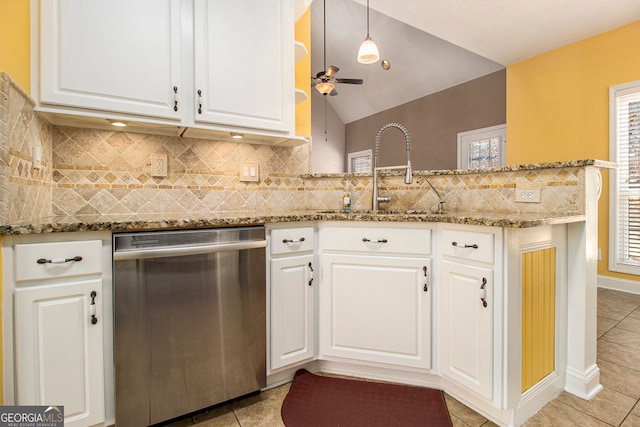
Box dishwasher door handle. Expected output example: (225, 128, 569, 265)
(113, 240, 267, 261)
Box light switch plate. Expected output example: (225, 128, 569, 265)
(240, 162, 259, 182)
(151, 154, 168, 177)
(515, 188, 541, 203)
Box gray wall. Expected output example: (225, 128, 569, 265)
(345, 69, 506, 171)
(311, 91, 346, 173)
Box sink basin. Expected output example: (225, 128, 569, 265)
(316, 209, 437, 215)
(316, 209, 374, 214)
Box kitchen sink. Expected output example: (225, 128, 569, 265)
(316, 209, 435, 215)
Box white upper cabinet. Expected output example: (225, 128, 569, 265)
(33, 0, 297, 139)
(37, 0, 182, 120)
(193, 0, 294, 133)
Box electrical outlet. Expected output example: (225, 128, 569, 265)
(240, 162, 259, 182)
(515, 188, 541, 203)
(151, 154, 168, 177)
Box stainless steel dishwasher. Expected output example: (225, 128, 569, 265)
(113, 226, 267, 426)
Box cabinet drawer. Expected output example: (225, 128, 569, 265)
(15, 240, 103, 282)
(270, 227, 314, 255)
(442, 229, 494, 264)
(323, 226, 431, 255)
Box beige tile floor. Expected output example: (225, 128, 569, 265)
(164, 288, 640, 427)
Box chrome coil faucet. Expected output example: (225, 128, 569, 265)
(373, 123, 412, 211)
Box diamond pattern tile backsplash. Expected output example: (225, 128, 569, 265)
(51, 126, 311, 216)
(0, 72, 585, 223)
(0, 73, 53, 224)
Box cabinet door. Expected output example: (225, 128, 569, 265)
(38, 0, 182, 120)
(440, 261, 493, 400)
(270, 254, 315, 370)
(193, 0, 294, 133)
(320, 254, 431, 369)
(15, 280, 105, 427)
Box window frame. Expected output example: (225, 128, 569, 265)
(347, 149, 373, 173)
(457, 124, 506, 170)
(609, 80, 640, 275)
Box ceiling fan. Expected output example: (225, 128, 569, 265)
(313, 65, 363, 96)
(312, 0, 364, 96)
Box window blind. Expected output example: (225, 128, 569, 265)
(611, 86, 640, 272)
(627, 100, 640, 261)
(348, 150, 372, 173)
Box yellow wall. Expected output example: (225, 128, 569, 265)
(0, 0, 28, 405)
(295, 8, 312, 137)
(0, 0, 30, 92)
(507, 21, 640, 282)
(0, 236, 3, 404)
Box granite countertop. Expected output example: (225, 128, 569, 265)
(0, 209, 586, 235)
(301, 159, 616, 179)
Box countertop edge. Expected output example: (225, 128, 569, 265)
(0, 212, 586, 236)
(301, 159, 616, 179)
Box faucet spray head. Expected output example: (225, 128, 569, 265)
(405, 161, 412, 184)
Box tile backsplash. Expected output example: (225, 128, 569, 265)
(0, 73, 53, 224)
(0, 72, 586, 224)
(51, 126, 310, 216)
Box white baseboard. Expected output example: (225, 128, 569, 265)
(598, 275, 640, 295)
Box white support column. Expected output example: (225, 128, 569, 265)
(565, 166, 602, 399)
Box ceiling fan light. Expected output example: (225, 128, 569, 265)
(315, 81, 335, 95)
(357, 36, 380, 64)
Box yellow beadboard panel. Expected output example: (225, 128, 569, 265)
(522, 247, 556, 392)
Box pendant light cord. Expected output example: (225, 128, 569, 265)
(366, 0, 370, 37)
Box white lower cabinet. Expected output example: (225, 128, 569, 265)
(268, 226, 316, 372)
(319, 224, 433, 369)
(440, 261, 493, 399)
(11, 238, 106, 427)
(439, 225, 501, 404)
(270, 254, 315, 370)
(15, 280, 105, 427)
(321, 254, 432, 368)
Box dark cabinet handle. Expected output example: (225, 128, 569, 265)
(452, 241, 478, 249)
(423, 266, 428, 292)
(308, 262, 314, 286)
(37, 256, 83, 264)
(362, 238, 388, 243)
(283, 237, 305, 244)
(480, 278, 488, 308)
(173, 86, 179, 111)
(90, 291, 98, 325)
(197, 89, 203, 114)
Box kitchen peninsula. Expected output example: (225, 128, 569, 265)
(1, 151, 612, 426)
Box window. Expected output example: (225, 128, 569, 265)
(610, 81, 640, 275)
(457, 125, 506, 169)
(348, 149, 372, 173)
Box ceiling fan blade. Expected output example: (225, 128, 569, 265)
(329, 88, 338, 96)
(335, 78, 364, 85)
(325, 65, 339, 78)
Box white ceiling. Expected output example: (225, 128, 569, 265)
(311, 0, 640, 124)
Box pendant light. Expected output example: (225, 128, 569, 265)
(357, 0, 379, 64)
(315, 0, 335, 95)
